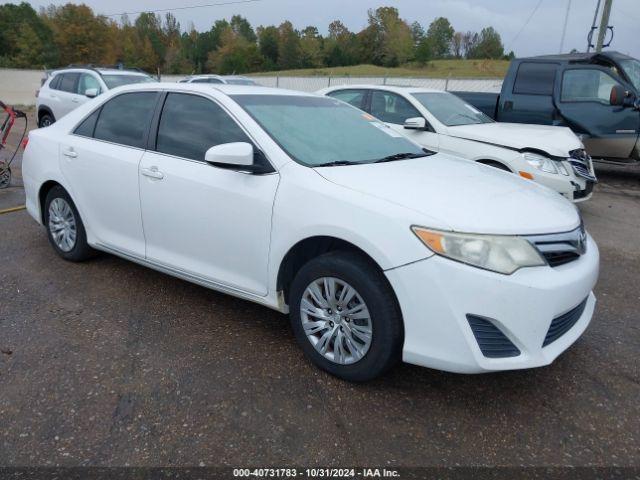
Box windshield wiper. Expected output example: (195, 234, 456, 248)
(314, 160, 359, 167)
(373, 152, 430, 163)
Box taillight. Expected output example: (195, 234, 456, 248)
(22, 136, 29, 149)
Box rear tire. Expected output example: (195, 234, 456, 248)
(289, 251, 403, 382)
(44, 186, 95, 262)
(38, 112, 55, 128)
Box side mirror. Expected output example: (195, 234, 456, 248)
(404, 117, 427, 130)
(609, 84, 635, 107)
(85, 88, 99, 98)
(205, 142, 254, 167)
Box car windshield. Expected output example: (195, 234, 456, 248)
(619, 59, 640, 90)
(232, 94, 426, 167)
(101, 74, 155, 89)
(412, 92, 494, 127)
(225, 78, 257, 85)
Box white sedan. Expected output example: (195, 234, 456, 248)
(23, 83, 599, 381)
(318, 85, 597, 202)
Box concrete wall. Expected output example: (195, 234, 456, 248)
(0, 68, 503, 106)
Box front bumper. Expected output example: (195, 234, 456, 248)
(386, 235, 599, 373)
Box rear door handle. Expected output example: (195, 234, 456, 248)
(72, 97, 80, 103)
(141, 166, 164, 180)
(62, 148, 78, 158)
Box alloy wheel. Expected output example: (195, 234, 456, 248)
(300, 277, 373, 365)
(48, 197, 77, 252)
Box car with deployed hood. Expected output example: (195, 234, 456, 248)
(22, 83, 599, 381)
(318, 85, 597, 202)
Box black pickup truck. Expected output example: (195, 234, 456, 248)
(456, 52, 640, 164)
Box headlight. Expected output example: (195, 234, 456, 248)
(412, 227, 546, 275)
(523, 152, 558, 174)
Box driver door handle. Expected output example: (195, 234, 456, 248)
(141, 166, 164, 180)
(62, 147, 78, 158)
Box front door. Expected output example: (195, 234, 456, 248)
(369, 90, 440, 151)
(139, 92, 279, 296)
(557, 66, 639, 160)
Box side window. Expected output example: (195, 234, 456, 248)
(561, 69, 619, 104)
(191, 78, 210, 84)
(156, 93, 250, 161)
(58, 73, 80, 93)
(74, 108, 101, 137)
(513, 62, 557, 95)
(49, 75, 61, 90)
(370, 91, 421, 125)
(93, 92, 158, 148)
(208, 78, 223, 84)
(328, 89, 367, 110)
(77, 74, 101, 96)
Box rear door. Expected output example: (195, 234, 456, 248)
(499, 62, 559, 125)
(139, 92, 279, 295)
(59, 91, 160, 256)
(556, 66, 639, 159)
(55, 73, 83, 118)
(369, 90, 439, 151)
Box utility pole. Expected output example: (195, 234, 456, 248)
(587, 0, 601, 52)
(559, 0, 572, 53)
(596, 0, 613, 52)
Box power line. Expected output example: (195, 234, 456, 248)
(104, 0, 263, 18)
(559, 0, 572, 53)
(506, 0, 545, 51)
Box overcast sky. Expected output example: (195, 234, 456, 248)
(18, 0, 640, 58)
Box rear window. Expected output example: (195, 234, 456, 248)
(513, 62, 558, 95)
(93, 92, 158, 148)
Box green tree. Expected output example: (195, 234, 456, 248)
(425, 17, 454, 59)
(44, 4, 111, 65)
(257, 25, 279, 69)
(230, 15, 257, 43)
(277, 21, 301, 70)
(0, 2, 57, 67)
(134, 13, 166, 70)
(300, 26, 323, 68)
(467, 27, 504, 59)
(207, 26, 263, 74)
(324, 20, 357, 67)
(360, 7, 413, 67)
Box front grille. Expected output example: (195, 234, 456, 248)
(543, 297, 589, 347)
(525, 224, 587, 268)
(568, 149, 597, 182)
(467, 315, 521, 358)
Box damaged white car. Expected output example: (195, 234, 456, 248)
(319, 85, 597, 202)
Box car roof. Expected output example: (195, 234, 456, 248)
(51, 67, 149, 76)
(324, 84, 446, 95)
(112, 82, 312, 97)
(521, 51, 635, 63)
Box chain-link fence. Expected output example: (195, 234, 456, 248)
(0, 68, 503, 105)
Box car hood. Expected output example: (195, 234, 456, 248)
(315, 153, 580, 235)
(446, 122, 582, 157)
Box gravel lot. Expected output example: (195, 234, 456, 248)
(0, 119, 639, 467)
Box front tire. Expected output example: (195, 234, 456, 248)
(44, 186, 95, 261)
(289, 251, 403, 382)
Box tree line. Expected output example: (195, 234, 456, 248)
(0, 3, 514, 74)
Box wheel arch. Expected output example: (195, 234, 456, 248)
(38, 180, 64, 223)
(276, 235, 386, 306)
(476, 158, 513, 172)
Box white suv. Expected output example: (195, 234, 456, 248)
(36, 67, 154, 127)
(22, 83, 599, 381)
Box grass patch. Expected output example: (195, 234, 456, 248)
(251, 60, 509, 78)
